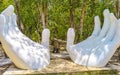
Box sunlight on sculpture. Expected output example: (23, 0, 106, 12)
(0, 5, 50, 70)
(66, 9, 120, 67)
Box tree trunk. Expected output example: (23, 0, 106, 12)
(79, 3, 86, 41)
(41, 0, 48, 29)
(118, 0, 120, 18)
(114, 0, 120, 18)
(41, 11, 46, 28)
(114, 0, 118, 17)
(14, 0, 24, 31)
(69, 0, 75, 28)
(45, 1, 48, 28)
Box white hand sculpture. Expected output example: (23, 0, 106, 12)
(0, 5, 50, 70)
(67, 9, 119, 67)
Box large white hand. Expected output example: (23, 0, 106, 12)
(0, 5, 50, 70)
(87, 19, 119, 67)
(67, 9, 119, 67)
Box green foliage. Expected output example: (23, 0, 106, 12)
(0, 0, 13, 12)
(19, 0, 42, 42)
(0, 0, 115, 43)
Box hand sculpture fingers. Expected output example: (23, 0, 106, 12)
(1, 5, 14, 16)
(12, 13, 17, 26)
(76, 15, 101, 47)
(1, 5, 14, 24)
(86, 13, 118, 67)
(103, 13, 117, 42)
(87, 19, 119, 67)
(112, 19, 120, 46)
(91, 16, 101, 37)
(90, 13, 117, 52)
(75, 9, 110, 49)
(41, 28, 50, 48)
(67, 28, 75, 48)
(97, 9, 110, 39)
(0, 5, 50, 70)
(0, 14, 6, 38)
(0, 14, 5, 28)
(86, 9, 111, 48)
(66, 9, 120, 67)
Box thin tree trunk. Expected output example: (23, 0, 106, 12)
(114, 0, 120, 18)
(41, 11, 46, 28)
(69, 0, 75, 28)
(41, 1, 45, 28)
(36, 3, 42, 42)
(114, 0, 117, 17)
(80, 3, 86, 41)
(45, 1, 48, 28)
(14, 0, 24, 31)
(41, 0, 48, 29)
(118, 0, 120, 17)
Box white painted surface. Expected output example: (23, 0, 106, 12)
(0, 5, 50, 70)
(67, 9, 120, 67)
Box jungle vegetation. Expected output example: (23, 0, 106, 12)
(0, 0, 119, 46)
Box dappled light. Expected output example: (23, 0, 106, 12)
(0, 0, 119, 75)
(67, 9, 120, 67)
(0, 5, 50, 70)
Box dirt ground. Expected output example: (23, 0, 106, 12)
(0, 52, 120, 74)
(1, 58, 120, 75)
(0, 44, 120, 74)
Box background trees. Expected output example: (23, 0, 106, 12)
(0, 0, 117, 44)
